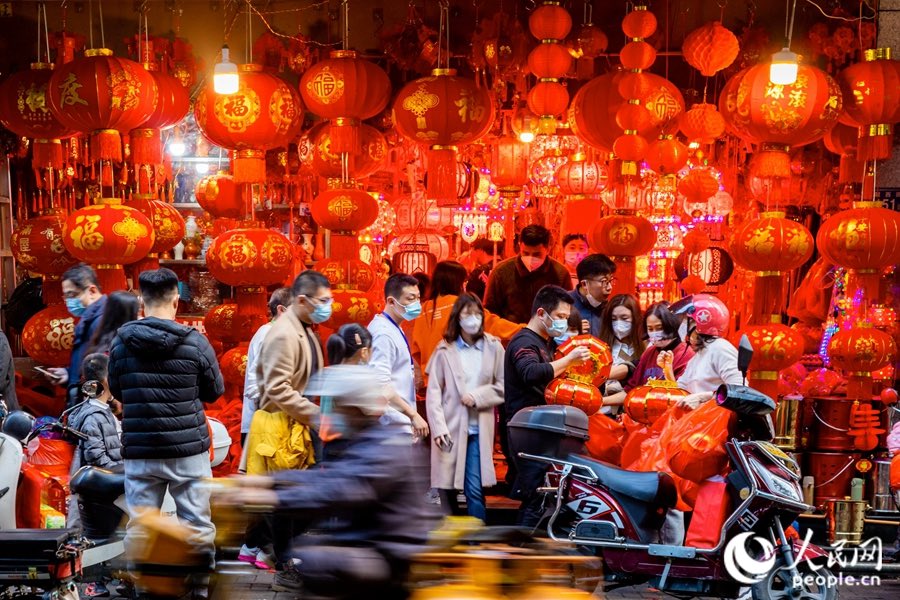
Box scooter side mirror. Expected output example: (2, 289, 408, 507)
(737, 334, 754, 380)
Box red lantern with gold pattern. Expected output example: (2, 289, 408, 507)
(829, 326, 897, 399)
(678, 169, 719, 204)
(130, 68, 190, 166)
(682, 22, 739, 77)
(205, 225, 293, 287)
(738, 323, 805, 399)
(838, 48, 900, 160)
(62, 198, 155, 291)
(327, 289, 383, 328)
(392, 69, 494, 202)
(203, 301, 247, 348)
(529, 2, 573, 40)
(22, 304, 78, 367)
(0, 63, 75, 169)
(128, 195, 186, 272)
(299, 121, 387, 179)
(47, 49, 158, 164)
(311, 187, 380, 234)
(544, 377, 602, 416)
(554, 334, 613, 388)
(316, 258, 377, 293)
(624, 379, 690, 425)
(12, 208, 79, 276)
(645, 136, 688, 175)
(299, 50, 391, 154)
(219, 342, 249, 398)
(679, 103, 726, 144)
(590, 213, 657, 295)
(197, 172, 244, 219)
(194, 64, 303, 183)
(555, 154, 608, 198)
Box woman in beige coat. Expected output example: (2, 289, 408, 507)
(426, 293, 504, 521)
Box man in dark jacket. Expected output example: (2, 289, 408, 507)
(568, 253, 616, 338)
(108, 268, 224, 563)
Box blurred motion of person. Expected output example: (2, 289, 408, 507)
(463, 238, 502, 299)
(561, 233, 589, 288)
(222, 366, 437, 599)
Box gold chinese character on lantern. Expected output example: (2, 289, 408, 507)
(327, 194, 360, 221)
(69, 214, 104, 251)
(306, 66, 344, 104)
(58, 73, 88, 107)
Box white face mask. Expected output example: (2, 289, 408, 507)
(564, 251, 586, 267)
(612, 320, 632, 339)
(585, 291, 603, 307)
(647, 330, 671, 347)
(459, 314, 483, 336)
(521, 255, 545, 272)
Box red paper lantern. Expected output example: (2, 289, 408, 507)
(527, 43, 572, 79)
(829, 327, 897, 399)
(529, 2, 573, 40)
(194, 64, 303, 183)
(316, 258, 377, 293)
(526, 80, 570, 127)
(590, 214, 657, 257)
(730, 212, 814, 272)
(817, 205, 900, 278)
(575, 24, 608, 59)
(0, 63, 75, 169)
(203, 302, 246, 348)
(311, 187, 380, 233)
(47, 49, 158, 163)
(392, 69, 494, 201)
(645, 136, 689, 175)
(299, 50, 391, 154)
(622, 6, 658, 39)
(624, 379, 689, 425)
(674, 246, 735, 287)
(327, 289, 383, 328)
(544, 377, 602, 416)
(681, 274, 707, 295)
(555, 155, 609, 197)
(197, 172, 243, 219)
(298, 121, 387, 179)
(620, 42, 657, 71)
(130, 68, 190, 166)
(491, 133, 530, 195)
(22, 304, 78, 367)
(219, 342, 249, 398)
(739, 323, 805, 399)
(128, 196, 187, 256)
(205, 225, 294, 287)
(678, 169, 719, 203)
(616, 102, 655, 132)
(12, 208, 78, 276)
(682, 229, 711, 254)
(62, 198, 155, 291)
(613, 133, 648, 162)
(679, 103, 726, 144)
(682, 22, 739, 77)
(838, 48, 900, 160)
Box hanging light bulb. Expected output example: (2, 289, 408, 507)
(167, 133, 186, 157)
(195, 162, 210, 175)
(213, 45, 239, 94)
(769, 48, 799, 85)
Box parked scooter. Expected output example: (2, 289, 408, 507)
(511, 339, 834, 600)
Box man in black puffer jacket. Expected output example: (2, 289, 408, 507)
(108, 268, 224, 564)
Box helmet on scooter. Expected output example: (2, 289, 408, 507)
(670, 294, 730, 337)
(2, 410, 35, 441)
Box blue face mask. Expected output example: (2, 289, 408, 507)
(544, 313, 568, 337)
(65, 296, 86, 317)
(309, 300, 333, 324)
(554, 331, 574, 346)
(398, 299, 422, 321)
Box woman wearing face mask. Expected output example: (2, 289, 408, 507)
(425, 294, 505, 521)
(598, 294, 646, 414)
(624, 302, 694, 391)
(561, 233, 589, 289)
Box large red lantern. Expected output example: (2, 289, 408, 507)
(310, 188, 380, 234)
(62, 198, 155, 291)
(682, 22, 739, 77)
(544, 377, 602, 416)
(554, 334, 613, 388)
(47, 49, 158, 164)
(591, 213, 657, 295)
(130, 68, 190, 167)
(392, 69, 494, 202)
(829, 326, 897, 399)
(194, 64, 303, 183)
(327, 289, 383, 328)
(838, 48, 900, 160)
(0, 63, 75, 169)
(526, 81, 570, 131)
(298, 121, 387, 179)
(739, 323, 804, 400)
(299, 50, 391, 154)
(22, 304, 78, 367)
(205, 225, 293, 287)
(12, 208, 79, 276)
(624, 379, 690, 425)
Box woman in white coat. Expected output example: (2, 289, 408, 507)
(426, 293, 504, 521)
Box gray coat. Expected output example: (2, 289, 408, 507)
(68, 401, 123, 472)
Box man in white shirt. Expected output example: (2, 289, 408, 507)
(368, 273, 422, 435)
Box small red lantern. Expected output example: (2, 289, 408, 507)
(527, 80, 570, 130)
(645, 136, 689, 175)
(554, 334, 613, 388)
(838, 48, 900, 160)
(620, 41, 657, 71)
(327, 289, 383, 328)
(298, 121, 387, 179)
(491, 132, 530, 196)
(299, 50, 391, 154)
(829, 326, 897, 399)
(529, 2, 573, 40)
(527, 43, 572, 79)
(197, 172, 243, 219)
(555, 154, 609, 198)
(130, 68, 190, 167)
(544, 377, 602, 416)
(310, 187, 380, 233)
(678, 169, 719, 204)
(823, 122, 864, 183)
(679, 103, 725, 144)
(739, 323, 805, 399)
(621, 6, 657, 39)
(22, 304, 78, 367)
(591, 213, 657, 256)
(128, 195, 186, 273)
(624, 379, 689, 425)
(613, 133, 649, 162)
(12, 208, 78, 276)
(203, 301, 251, 349)
(682, 22, 739, 77)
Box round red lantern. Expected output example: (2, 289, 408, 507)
(838, 48, 900, 160)
(130, 68, 190, 166)
(624, 379, 690, 425)
(591, 214, 657, 257)
(529, 2, 573, 40)
(311, 187, 380, 233)
(22, 304, 78, 367)
(829, 326, 897, 399)
(327, 289, 383, 328)
(299, 121, 387, 179)
(197, 172, 244, 219)
(622, 6, 657, 39)
(203, 301, 246, 348)
(682, 228, 711, 254)
(392, 69, 494, 201)
(555, 334, 613, 388)
(739, 323, 804, 399)
(645, 136, 689, 175)
(620, 41, 657, 71)
(526, 80, 570, 131)
(679, 103, 725, 144)
(205, 225, 293, 287)
(544, 377, 602, 416)
(555, 154, 609, 198)
(527, 43, 572, 79)
(730, 212, 814, 272)
(674, 246, 735, 287)
(316, 258, 377, 293)
(128, 195, 187, 256)
(12, 208, 78, 276)
(63, 198, 155, 291)
(194, 64, 303, 183)
(613, 133, 649, 162)
(682, 22, 739, 77)
(219, 342, 249, 398)
(678, 169, 719, 204)
(616, 102, 655, 132)
(299, 50, 391, 154)
(0, 63, 75, 169)
(47, 49, 158, 163)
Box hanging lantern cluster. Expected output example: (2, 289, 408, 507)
(526, 1, 573, 134)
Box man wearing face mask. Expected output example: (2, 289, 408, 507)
(45, 264, 107, 408)
(502, 285, 591, 525)
(484, 225, 572, 324)
(568, 254, 616, 338)
(368, 273, 423, 437)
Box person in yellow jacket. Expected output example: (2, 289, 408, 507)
(412, 261, 522, 377)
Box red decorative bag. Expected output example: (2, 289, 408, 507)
(685, 477, 731, 549)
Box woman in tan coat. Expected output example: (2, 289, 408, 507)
(425, 293, 504, 521)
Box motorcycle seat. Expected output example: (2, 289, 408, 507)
(566, 454, 677, 509)
(70, 466, 125, 498)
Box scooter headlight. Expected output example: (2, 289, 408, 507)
(749, 456, 802, 501)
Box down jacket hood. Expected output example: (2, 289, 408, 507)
(116, 317, 194, 357)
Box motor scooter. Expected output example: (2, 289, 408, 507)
(511, 338, 834, 600)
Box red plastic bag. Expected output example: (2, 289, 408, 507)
(585, 413, 625, 465)
(27, 438, 75, 479)
(666, 402, 735, 483)
(685, 477, 731, 548)
(16, 464, 44, 529)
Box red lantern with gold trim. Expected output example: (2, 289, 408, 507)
(128, 195, 186, 272)
(203, 301, 249, 349)
(590, 213, 657, 295)
(205, 225, 294, 287)
(738, 323, 804, 400)
(829, 326, 897, 399)
(194, 64, 303, 183)
(621, 6, 657, 38)
(682, 22, 739, 77)
(62, 198, 155, 291)
(545, 377, 602, 416)
(527, 80, 570, 132)
(838, 48, 900, 160)
(197, 172, 243, 219)
(299, 121, 387, 179)
(316, 258, 377, 293)
(130, 68, 190, 167)
(492, 132, 530, 197)
(327, 289, 383, 328)
(554, 334, 613, 388)
(47, 49, 158, 164)
(624, 379, 690, 425)
(527, 43, 572, 79)
(392, 69, 494, 202)
(22, 304, 78, 367)
(311, 187, 380, 233)
(299, 50, 391, 154)
(12, 208, 79, 276)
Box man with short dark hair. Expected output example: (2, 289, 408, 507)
(47, 264, 107, 407)
(569, 253, 617, 338)
(464, 238, 503, 300)
(503, 284, 590, 526)
(108, 268, 224, 565)
(484, 225, 572, 324)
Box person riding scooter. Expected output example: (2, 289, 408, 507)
(219, 364, 439, 600)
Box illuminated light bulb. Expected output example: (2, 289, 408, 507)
(213, 45, 239, 95)
(518, 131, 535, 143)
(168, 140, 186, 157)
(769, 48, 799, 85)
(195, 162, 210, 175)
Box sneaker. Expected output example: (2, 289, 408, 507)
(253, 550, 275, 570)
(237, 544, 260, 564)
(272, 562, 303, 593)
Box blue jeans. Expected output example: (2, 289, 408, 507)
(464, 434, 486, 521)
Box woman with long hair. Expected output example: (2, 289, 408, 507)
(85, 290, 139, 356)
(624, 302, 694, 391)
(598, 294, 646, 414)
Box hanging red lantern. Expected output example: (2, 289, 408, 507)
(674, 246, 735, 288)
(645, 136, 689, 175)
(12, 208, 79, 276)
(299, 50, 391, 154)
(527, 43, 573, 79)
(555, 154, 608, 198)
(621, 6, 657, 39)
(590, 213, 657, 294)
(22, 304, 78, 367)
(526, 80, 570, 132)
(130, 68, 190, 167)
(682, 22, 739, 77)
(47, 49, 158, 164)
(194, 64, 303, 183)
(738, 323, 805, 400)
(310, 187, 380, 233)
(62, 198, 155, 291)
(298, 121, 387, 179)
(544, 377, 603, 416)
(491, 132, 530, 197)
(0, 63, 75, 169)
(679, 103, 726, 144)
(678, 169, 719, 203)
(203, 301, 246, 348)
(529, 2, 573, 40)
(316, 258, 377, 293)
(829, 326, 897, 399)
(197, 172, 244, 219)
(424, 161, 480, 207)
(624, 379, 690, 425)
(616, 102, 655, 132)
(837, 48, 900, 160)
(612, 133, 648, 162)
(205, 225, 294, 287)
(128, 195, 187, 272)
(620, 41, 657, 71)
(327, 289, 383, 328)
(392, 69, 494, 202)
(823, 122, 864, 183)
